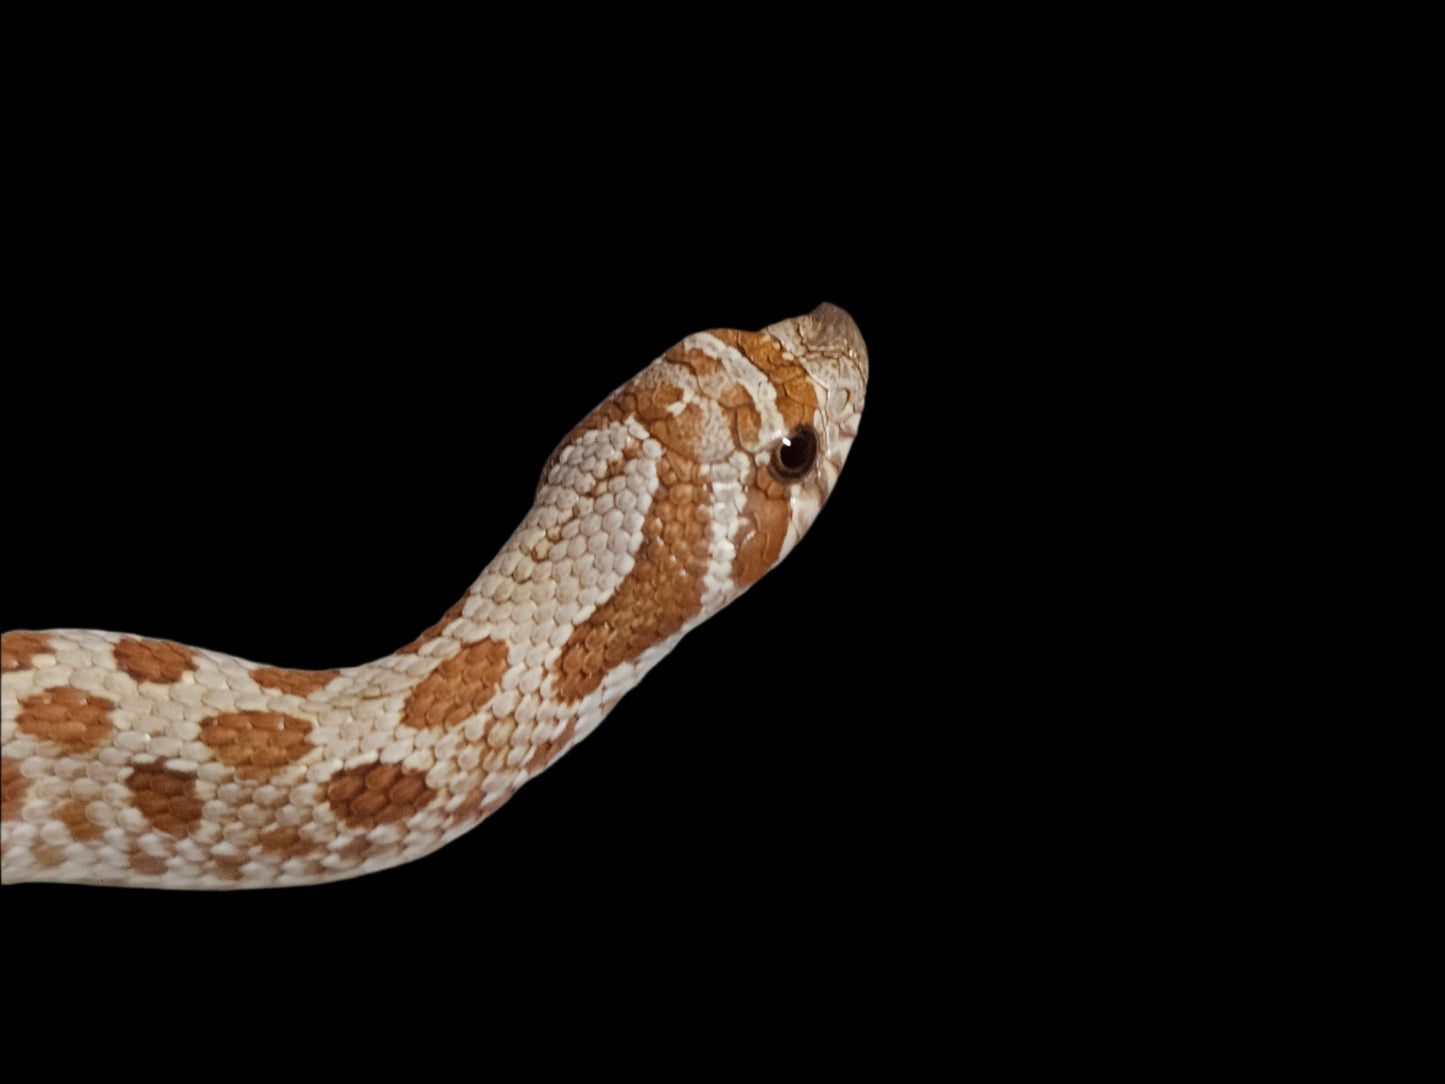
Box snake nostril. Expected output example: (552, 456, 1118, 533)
(768, 424, 819, 483)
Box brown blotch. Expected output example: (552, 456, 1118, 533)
(291, 857, 331, 880)
(210, 860, 246, 883)
(335, 835, 403, 863)
(448, 786, 485, 828)
(125, 762, 203, 837)
(208, 850, 250, 882)
(716, 382, 754, 409)
(129, 852, 169, 876)
(717, 382, 763, 447)
(32, 844, 67, 869)
(336, 836, 371, 860)
(554, 446, 712, 703)
(628, 376, 687, 420)
(258, 825, 324, 858)
(646, 400, 708, 458)
(113, 637, 196, 684)
(399, 637, 510, 731)
(447, 785, 513, 830)
(250, 666, 340, 696)
(706, 328, 821, 433)
(321, 762, 437, 830)
(54, 799, 103, 842)
(1, 631, 50, 672)
(623, 360, 717, 459)
(199, 711, 315, 779)
(664, 342, 726, 377)
(1, 756, 28, 821)
(396, 596, 469, 655)
(526, 717, 577, 774)
(16, 688, 116, 753)
(732, 475, 793, 588)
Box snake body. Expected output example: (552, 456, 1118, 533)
(0, 304, 867, 889)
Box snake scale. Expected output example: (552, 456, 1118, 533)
(0, 304, 867, 889)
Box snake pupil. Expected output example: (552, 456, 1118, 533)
(769, 424, 819, 482)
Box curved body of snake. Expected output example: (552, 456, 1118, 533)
(0, 304, 867, 889)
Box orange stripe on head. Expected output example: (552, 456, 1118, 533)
(553, 445, 712, 703)
(705, 328, 821, 431)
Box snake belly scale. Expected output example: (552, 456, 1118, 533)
(0, 304, 868, 889)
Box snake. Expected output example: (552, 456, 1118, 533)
(0, 303, 868, 889)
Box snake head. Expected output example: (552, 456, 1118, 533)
(534, 304, 869, 693)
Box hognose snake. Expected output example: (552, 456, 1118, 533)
(0, 304, 868, 889)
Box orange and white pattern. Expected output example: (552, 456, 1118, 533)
(1, 305, 868, 888)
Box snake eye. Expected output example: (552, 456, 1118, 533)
(768, 423, 819, 483)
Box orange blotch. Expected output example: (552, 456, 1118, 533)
(716, 382, 754, 410)
(291, 857, 331, 880)
(249, 667, 340, 696)
(258, 825, 323, 857)
(707, 328, 820, 431)
(647, 400, 708, 458)
(630, 377, 686, 421)
(125, 763, 204, 837)
(400, 637, 511, 731)
(199, 711, 315, 779)
(210, 859, 246, 882)
(711, 380, 765, 449)
(663, 342, 727, 377)
(448, 786, 484, 827)
(553, 447, 712, 703)
(731, 475, 792, 588)
(54, 799, 103, 842)
(129, 852, 169, 877)
(32, 845, 66, 869)
(335, 835, 373, 860)
(1, 631, 50, 671)
(1, 756, 28, 821)
(526, 717, 577, 774)
(16, 688, 116, 753)
(113, 637, 196, 684)
(321, 762, 437, 830)
(447, 784, 513, 830)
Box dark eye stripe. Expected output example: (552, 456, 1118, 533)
(768, 424, 819, 483)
